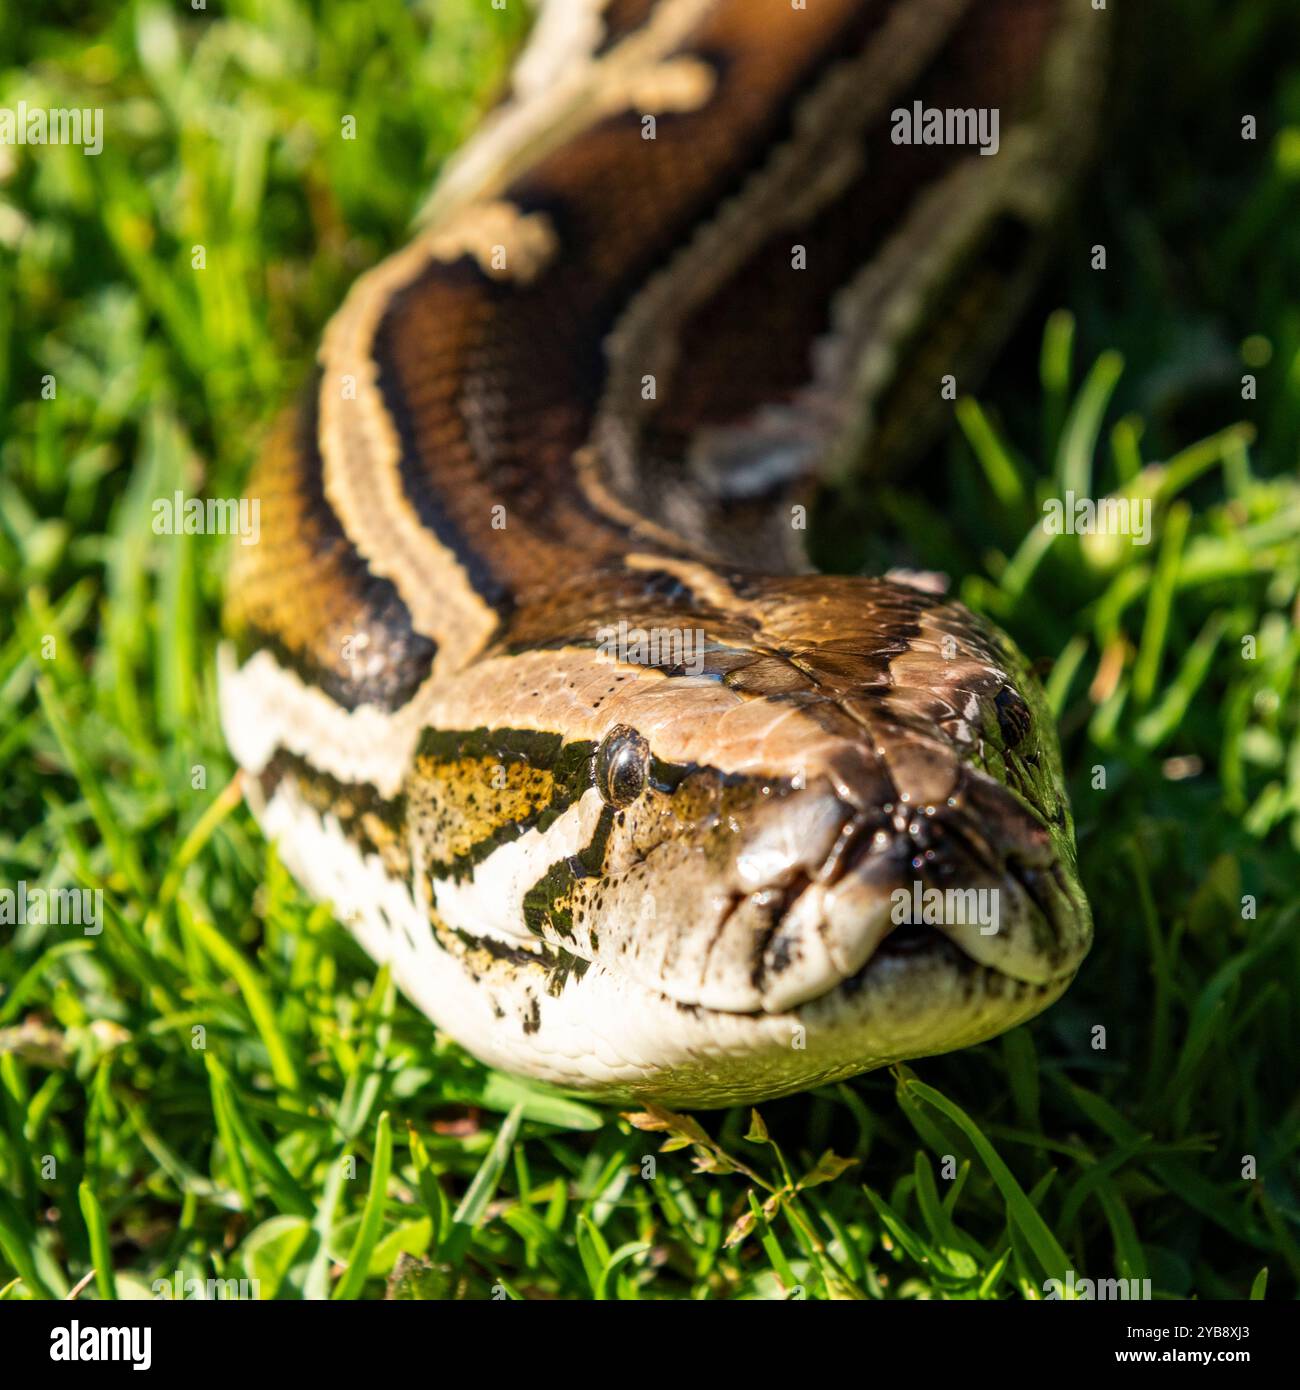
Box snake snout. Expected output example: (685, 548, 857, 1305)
(731, 769, 1091, 1015)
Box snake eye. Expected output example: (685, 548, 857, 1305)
(994, 685, 1032, 749)
(595, 725, 649, 808)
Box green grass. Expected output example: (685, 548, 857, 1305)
(1, 0, 1298, 1301)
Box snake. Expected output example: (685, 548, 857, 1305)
(219, 0, 1106, 1107)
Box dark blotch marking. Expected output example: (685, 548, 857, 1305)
(236, 371, 438, 712)
(522, 805, 616, 941)
(994, 685, 1032, 749)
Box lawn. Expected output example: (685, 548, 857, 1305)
(0, 0, 1297, 1300)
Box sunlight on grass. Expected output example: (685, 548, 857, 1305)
(0, 0, 1296, 1300)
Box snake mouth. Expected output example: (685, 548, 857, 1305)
(874, 921, 952, 956)
(730, 775, 1091, 1017)
(559, 762, 1090, 1025)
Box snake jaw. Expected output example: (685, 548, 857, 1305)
(727, 764, 1090, 1018)
(715, 608, 1094, 1013)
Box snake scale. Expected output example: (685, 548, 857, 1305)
(220, 0, 1107, 1106)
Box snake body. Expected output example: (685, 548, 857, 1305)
(221, 0, 1105, 1105)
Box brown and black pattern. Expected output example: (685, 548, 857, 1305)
(626, 0, 1080, 515)
(593, 0, 664, 56)
(225, 373, 437, 710)
(228, 0, 1104, 699)
(369, 0, 893, 608)
(222, 0, 1107, 1102)
(258, 750, 411, 879)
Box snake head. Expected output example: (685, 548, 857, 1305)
(397, 569, 1091, 1104)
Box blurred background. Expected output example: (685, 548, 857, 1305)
(0, 0, 1296, 1301)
